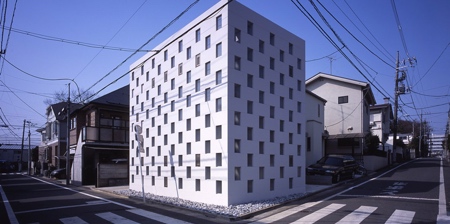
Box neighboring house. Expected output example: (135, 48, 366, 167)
(0, 144, 33, 167)
(305, 90, 327, 167)
(129, 0, 306, 206)
(37, 102, 81, 171)
(369, 98, 393, 151)
(70, 85, 129, 186)
(306, 73, 376, 160)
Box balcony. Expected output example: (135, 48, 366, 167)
(81, 126, 129, 144)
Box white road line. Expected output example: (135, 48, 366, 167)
(290, 203, 346, 224)
(60, 216, 89, 224)
(96, 212, 139, 224)
(437, 157, 450, 223)
(385, 209, 415, 224)
(336, 194, 439, 201)
(336, 205, 377, 224)
(14, 200, 109, 214)
(249, 201, 322, 224)
(127, 208, 193, 224)
(0, 184, 19, 224)
(28, 175, 135, 209)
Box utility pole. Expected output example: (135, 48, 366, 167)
(19, 119, 25, 171)
(393, 51, 399, 161)
(66, 83, 71, 185)
(28, 122, 31, 175)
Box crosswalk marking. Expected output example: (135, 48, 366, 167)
(385, 209, 415, 224)
(251, 201, 322, 223)
(127, 208, 192, 224)
(291, 203, 346, 224)
(60, 216, 88, 224)
(336, 205, 377, 224)
(96, 212, 139, 224)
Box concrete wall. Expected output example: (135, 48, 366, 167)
(97, 163, 129, 187)
(363, 155, 388, 171)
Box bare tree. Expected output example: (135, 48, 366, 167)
(43, 88, 93, 105)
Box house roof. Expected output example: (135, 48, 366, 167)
(0, 144, 37, 150)
(89, 85, 129, 107)
(306, 89, 327, 103)
(370, 103, 394, 119)
(306, 72, 376, 105)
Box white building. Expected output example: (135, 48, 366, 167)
(305, 90, 327, 167)
(306, 73, 376, 158)
(369, 98, 392, 150)
(129, 0, 306, 206)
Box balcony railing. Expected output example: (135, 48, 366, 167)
(81, 126, 129, 144)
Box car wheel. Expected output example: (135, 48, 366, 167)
(332, 174, 340, 183)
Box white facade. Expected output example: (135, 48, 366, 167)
(306, 73, 376, 156)
(369, 100, 392, 150)
(129, 0, 306, 206)
(305, 90, 326, 167)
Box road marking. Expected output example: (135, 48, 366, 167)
(15, 200, 110, 214)
(60, 216, 89, 224)
(96, 212, 139, 224)
(128, 208, 193, 224)
(437, 157, 450, 223)
(336, 194, 439, 201)
(336, 205, 377, 223)
(249, 201, 322, 223)
(28, 175, 135, 209)
(0, 184, 19, 224)
(290, 203, 346, 224)
(385, 209, 415, 224)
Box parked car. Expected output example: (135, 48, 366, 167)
(50, 168, 66, 179)
(306, 155, 360, 183)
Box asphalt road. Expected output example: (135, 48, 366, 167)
(0, 175, 222, 224)
(248, 157, 450, 223)
(1, 157, 450, 223)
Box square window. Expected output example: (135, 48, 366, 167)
(280, 50, 284, 62)
(338, 96, 349, 104)
(178, 86, 183, 98)
(216, 98, 222, 112)
(270, 33, 275, 46)
(187, 95, 191, 107)
(247, 101, 253, 114)
(164, 50, 168, 61)
(247, 48, 253, 61)
(195, 104, 200, 117)
(205, 167, 211, 180)
(195, 154, 201, 166)
(270, 57, 275, 70)
(187, 118, 191, 131)
(234, 111, 241, 125)
(259, 116, 264, 129)
(289, 43, 294, 54)
(259, 141, 264, 154)
(216, 153, 222, 167)
(187, 47, 191, 59)
(205, 140, 211, 153)
(235, 139, 241, 153)
(178, 40, 183, 52)
(195, 129, 200, 142)
(195, 28, 201, 42)
(216, 125, 222, 139)
(216, 70, 222, 84)
(234, 56, 241, 70)
(178, 63, 183, 76)
(216, 181, 222, 194)
(247, 154, 253, 167)
(205, 35, 211, 49)
(187, 142, 191, 154)
(205, 88, 211, 102)
(205, 114, 211, 128)
(186, 71, 191, 83)
(195, 54, 201, 67)
(235, 167, 241, 180)
(259, 40, 264, 53)
(178, 109, 183, 121)
(216, 15, 222, 30)
(247, 74, 253, 88)
(171, 56, 175, 68)
(235, 28, 241, 43)
(195, 79, 200, 92)
(234, 84, 241, 98)
(216, 42, 222, 57)
(259, 65, 264, 78)
(259, 91, 264, 104)
(247, 127, 253, 140)
(247, 21, 253, 35)
(205, 62, 211, 76)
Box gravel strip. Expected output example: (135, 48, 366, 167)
(114, 189, 307, 217)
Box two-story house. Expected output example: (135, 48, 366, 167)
(369, 98, 393, 151)
(37, 102, 81, 173)
(306, 73, 376, 160)
(70, 85, 129, 186)
(305, 90, 327, 167)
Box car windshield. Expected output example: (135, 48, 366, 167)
(318, 157, 343, 166)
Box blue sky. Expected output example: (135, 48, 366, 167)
(1, 0, 449, 145)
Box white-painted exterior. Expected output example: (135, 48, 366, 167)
(369, 101, 392, 150)
(306, 73, 376, 155)
(128, 0, 306, 206)
(305, 90, 326, 167)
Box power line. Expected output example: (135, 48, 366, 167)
(72, 0, 149, 80)
(391, 0, 410, 58)
(83, 0, 201, 101)
(4, 26, 157, 53)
